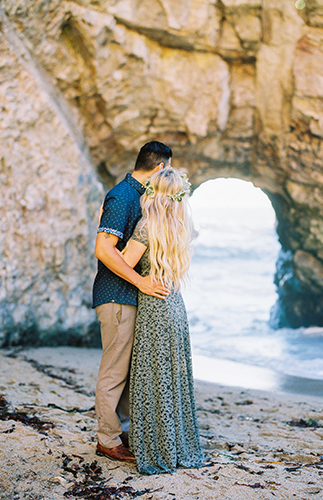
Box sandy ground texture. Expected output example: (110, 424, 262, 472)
(0, 347, 323, 500)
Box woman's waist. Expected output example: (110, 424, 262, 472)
(138, 284, 181, 300)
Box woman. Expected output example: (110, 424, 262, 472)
(122, 167, 204, 475)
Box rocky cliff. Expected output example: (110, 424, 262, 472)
(1, 0, 323, 345)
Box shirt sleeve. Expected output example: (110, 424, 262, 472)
(97, 195, 130, 240)
(131, 219, 149, 247)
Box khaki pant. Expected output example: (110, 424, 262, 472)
(95, 302, 137, 448)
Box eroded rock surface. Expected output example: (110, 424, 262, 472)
(1, 0, 323, 343)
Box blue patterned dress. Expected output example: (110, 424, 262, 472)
(129, 221, 204, 475)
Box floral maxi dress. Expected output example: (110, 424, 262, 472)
(129, 221, 204, 475)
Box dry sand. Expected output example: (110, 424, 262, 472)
(0, 347, 322, 500)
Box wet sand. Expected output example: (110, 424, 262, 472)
(1, 347, 323, 499)
(193, 353, 323, 397)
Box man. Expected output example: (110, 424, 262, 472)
(93, 141, 172, 462)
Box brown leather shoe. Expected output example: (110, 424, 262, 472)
(96, 442, 135, 462)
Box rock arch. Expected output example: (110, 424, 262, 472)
(1, 0, 323, 344)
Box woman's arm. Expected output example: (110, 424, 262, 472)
(122, 238, 147, 268)
(95, 233, 168, 297)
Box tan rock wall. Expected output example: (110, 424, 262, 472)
(0, 9, 103, 344)
(1, 0, 323, 342)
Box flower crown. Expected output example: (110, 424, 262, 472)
(144, 172, 191, 202)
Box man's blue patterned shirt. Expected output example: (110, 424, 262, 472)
(92, 173, 145, 308)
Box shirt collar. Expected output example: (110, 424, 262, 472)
(125, 173, 145, 195)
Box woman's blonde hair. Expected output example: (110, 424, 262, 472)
(140, 168, 193, 289)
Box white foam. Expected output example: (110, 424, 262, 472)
(192, 352, 279, 391)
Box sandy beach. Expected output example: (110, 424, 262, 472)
(1, 346, 323, 500)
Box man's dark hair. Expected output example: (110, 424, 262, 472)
(134, 141, 172, 172)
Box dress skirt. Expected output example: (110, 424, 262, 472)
(129, 287, 204, 475)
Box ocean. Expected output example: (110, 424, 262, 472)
(183, 179, 323, 396)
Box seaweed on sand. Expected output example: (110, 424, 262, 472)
(61, 455, 157, 499)
(0, 395, 55, 433)
(286, 418, 322, 428)
(64, 483, 153, 499)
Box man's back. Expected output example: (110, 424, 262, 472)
(92, 173, 145, 309)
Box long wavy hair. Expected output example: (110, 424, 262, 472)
(140, 168, 193, 289)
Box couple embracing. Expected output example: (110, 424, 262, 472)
(93, 141, 204, 475)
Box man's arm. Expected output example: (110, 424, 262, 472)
(94, 232, 169, 298)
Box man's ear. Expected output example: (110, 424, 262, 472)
(151, 162, 164, 175)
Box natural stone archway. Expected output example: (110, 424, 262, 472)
(1, 0, 323, 345)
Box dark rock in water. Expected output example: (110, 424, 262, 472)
(2, 321, 101, 348)
(271, 249, 323, 328)
(1, 0, 323, 343)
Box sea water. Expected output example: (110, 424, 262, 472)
(183, 179, 323, 395)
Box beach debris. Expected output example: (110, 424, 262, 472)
(285, 465, 302, 472)
(23, 357, 94, 396)
(197, 407, 222, 415)
(266, 481, 281, 487)
(226, 442, 238, 451)
(230, 445, 247, 455)
(262, 461, 285, 465)
(215, 450, 236, 462)
(304, 486, 322, 495)
(1, 424, 16, 434)
(5, 351, 93, 397)
(0, 395, 55, 433)
(235, 400, 253, 406)
(60, 455, 161, 499)
(286, 418, 321, 428)
(234, 481, 265, 489)
(201, 460, 219, 467)
(47, 403, 95, 413)
(298, 456, 321, 467)
(64, 483, 154, 499)
(235, 464, 264, 475)
(61, 454, 103, 481)
(200, 433, 216, 440)
(64, 477, 162, 499)
(53, 476, 72, 487)
(183, 471, 200, 479)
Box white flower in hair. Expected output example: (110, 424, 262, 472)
(144, 172, 191, 202)
(167, 173, 191, 202)
(144, 178, 155, 198)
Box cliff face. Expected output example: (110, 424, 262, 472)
(1, 0, 323, 345)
